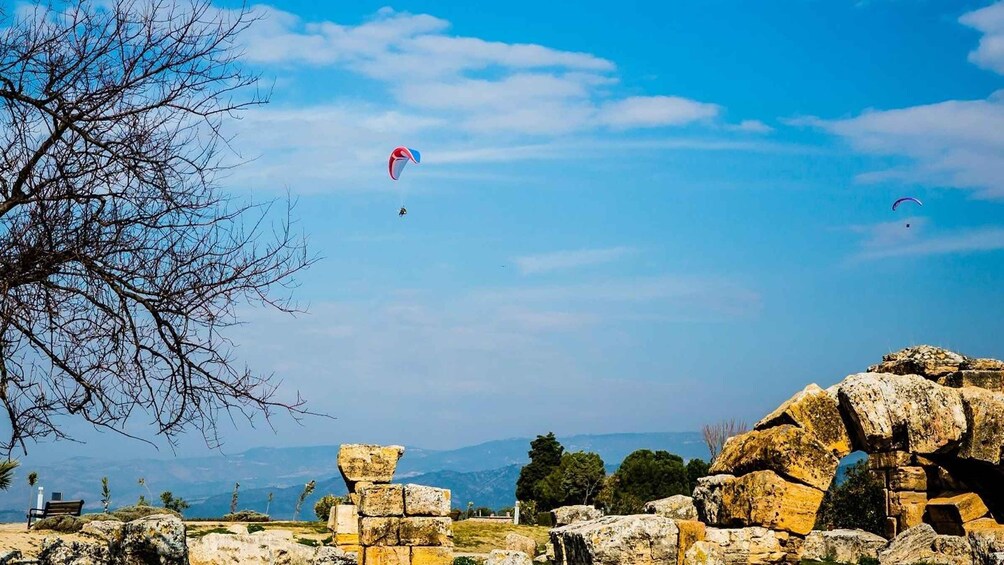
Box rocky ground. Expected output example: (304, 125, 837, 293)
(0, 520, 331, 560)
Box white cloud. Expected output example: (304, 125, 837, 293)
(851, 221, 1004, 260)
(234, 6, 728, 137)
(960, 1, 1004, 74)
(727, 119, 774, 134)
(597, 96, 720, 129)
(513, 247, 638, 275)
(807, 95, 1004, 198)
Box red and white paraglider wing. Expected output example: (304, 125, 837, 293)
(388, 146, 421, 180)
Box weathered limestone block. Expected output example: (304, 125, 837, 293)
(410, 546, 452, 565)
(755, 383, 853, 457)
(889, 466, 927, 491)
(838, 372, 967, 454)
(682, 540, 726, 565)
(702, 526, 786, 565)
(693, 474, 734, 525)
(486, 549, 532, 565)
(719, 470, 824, 535)
(188, 531, 325, 565)
(359, 517, 400, 546)
(80, 520, 125, 545)
(337, 444, 405, 489)
(551, 505, 602, 527)
(404, 484, 451, 517)
(868, 345, 967, 378)
(879, 523, 974, 565)
(549, 514, 678, 565)
(969, 524, 1004, 565)
(710, 425, 839, 490)
(504, 533, 537, 558)
(398, 517, 452, 546)
(802, 529, 887, 563)
(119, 514, 188, 565)
(644, 494, 698, 520)
(927, 492, 991, 535)
(958, 387, 1004, 464)
(329, 504, 359, 534)
(359, 484, 405, 517)
(941, 371, 1004, 393)
(968, 358, 1004, 371)
(888, 490, 927, 531)
(312, 546, 359, 565)
(364, 546, 409, 565)
(677, 520, 706, 565)
(867, 450, 913, 470)
(38, 538, 111, 565)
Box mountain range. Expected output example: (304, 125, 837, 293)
(0, 432, 708, 521)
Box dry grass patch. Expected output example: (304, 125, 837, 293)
(452, 520, 551, 554)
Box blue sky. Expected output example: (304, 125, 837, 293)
(22, 0, 1004, 461)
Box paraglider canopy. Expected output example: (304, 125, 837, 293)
(389, 147, 421, 180)
(892, 197, 922, 211)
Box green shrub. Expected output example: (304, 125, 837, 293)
(33, 505, 181, 533)
(536, 511, 555, 527)
(223, 509, 270, 522)
(814, 459, 884, 536)
(454, 557, 482, 565)
(247, 523, 266, 534)
(111, 504, 180, 522)
(314, 494, 346, 522)
(33, 515, 86, 532)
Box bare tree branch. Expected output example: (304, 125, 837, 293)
(702, 419, 749, 462)
(0, 0, 317, 455)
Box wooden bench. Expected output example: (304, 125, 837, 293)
(27, 500, 84, 528)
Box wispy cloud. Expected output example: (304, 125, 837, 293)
(513, 247, 638, 275)
(852, 222, 1004, 260)
(793, 3, 1004, 199)
(233, 6, 766, 135)
(802, 94, 1004, 199)
(960, 1, 1004, 74)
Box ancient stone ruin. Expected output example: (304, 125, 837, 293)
(551, 346, 1004, 564)
(331, 444, 454, 565)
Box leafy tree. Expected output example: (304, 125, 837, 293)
(686, 458, 710, 492)
(266, 492, 274, 516)
(160, 491, 190, 515)
(0, 0, 313, 455)
(515, 432, 564, 503)
(314, 494, 346, 522)
(0, 459, 17, 490)
(27, 471, 37, 487)
(600, 449, 690, 515)
(815, 460, 885, 535)
(101, 477, 111, 513)
(535, 451, 605, 509)
(294, 480, 316, 521)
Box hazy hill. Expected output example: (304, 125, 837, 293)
(0, 432, 706, 520)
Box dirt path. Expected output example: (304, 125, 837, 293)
(0, 522, 87, 558)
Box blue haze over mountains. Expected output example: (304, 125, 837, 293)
(0, 432, 709, 520)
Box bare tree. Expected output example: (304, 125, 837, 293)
(0, 0, 314, 455)
(702, 419, 749, 462)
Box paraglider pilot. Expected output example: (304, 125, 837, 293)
(399, 207, 407, 217)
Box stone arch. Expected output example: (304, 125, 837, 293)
(694, 346, 1004, 540)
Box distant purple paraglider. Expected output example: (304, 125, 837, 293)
(892, 197, 922, 228)
(892, 197, 922, 211)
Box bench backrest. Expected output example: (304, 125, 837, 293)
(43, 500, 83, 516)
